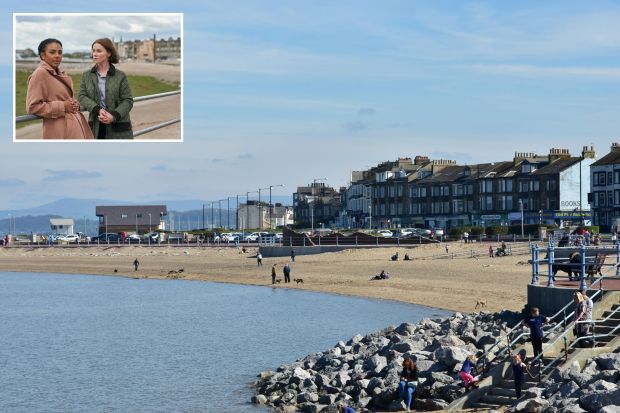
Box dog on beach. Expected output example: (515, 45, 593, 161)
(474, 299, 486, 310)
(275, 279, 281, 284)
(294, 278, 304, 285)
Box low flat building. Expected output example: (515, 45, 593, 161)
(95, 205, 167, 235)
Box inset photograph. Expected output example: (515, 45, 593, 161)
(14, 13, 182, 141)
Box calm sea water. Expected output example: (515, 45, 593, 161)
(0, 272, 450, 413)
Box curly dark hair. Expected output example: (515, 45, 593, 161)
(403, 357, 415, 370)
(92, 38, 119, 64)
(38, 38, 62, 58)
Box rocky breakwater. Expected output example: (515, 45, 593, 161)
(506, 352, 620, 413)
(252, 311, 519, 412)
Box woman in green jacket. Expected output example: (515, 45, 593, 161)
(78, 38, 133, 139)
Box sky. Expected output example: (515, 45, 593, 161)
(14, 15, 182, 52)
(1, 1, 620, 211)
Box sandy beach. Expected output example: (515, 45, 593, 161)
(0, 241, 533, 313)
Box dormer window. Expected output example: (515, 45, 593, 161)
(521, 163, 537, 173)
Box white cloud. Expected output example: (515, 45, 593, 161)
(14, 14, 182, 52)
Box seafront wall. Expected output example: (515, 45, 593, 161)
(259, 246, 363, 257)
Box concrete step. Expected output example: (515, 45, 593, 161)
(488, 386, 516, 397)
(469, 401, 501, 409)
(480, 394, 514, 405)
(501, 379, 538, 390)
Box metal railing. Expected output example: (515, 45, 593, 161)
(16, 90, 180, 138)
(531, 302, 620, 382)
(478, 270, 616, 373)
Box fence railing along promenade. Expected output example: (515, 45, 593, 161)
(15, 91, 181, 138)
(529, 238, 620, 290)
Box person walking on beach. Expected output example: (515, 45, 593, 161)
(133, 258, 139, 271)
(290, 249, 295, 262)
(271, 264, 277, 284)
(463, 231, 469, 244)
(489, 245, 493, 257)
(397, 357, 418, 411)
(283, 263, 291, 283)
(523, 307, 550, 362)
(257, 252, 263, 267)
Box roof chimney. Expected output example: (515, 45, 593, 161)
(582, 145, 596, 159)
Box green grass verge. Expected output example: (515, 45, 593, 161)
(15, 70, 180, 128)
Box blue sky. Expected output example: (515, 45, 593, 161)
(2, 1, 620, 210)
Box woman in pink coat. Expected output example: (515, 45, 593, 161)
(26, 38, 93, 139)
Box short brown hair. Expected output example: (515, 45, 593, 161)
(531, 307, 540, 315)
(92, 38, 119, 64)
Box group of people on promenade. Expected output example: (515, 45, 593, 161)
(26, 37, 134, 139)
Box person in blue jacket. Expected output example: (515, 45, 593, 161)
(523, 307, 550, 362)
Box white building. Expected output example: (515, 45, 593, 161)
(50, 218, 74, 235)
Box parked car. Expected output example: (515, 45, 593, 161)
(377, 230, 393, 238)
(399, 228, 416, 237)
(63, 234, 80, 243)
(220, 233, 239, 242)
(124, 234, 141, 243)
(92, 233, 120, 242)
(274, 233, 283, 242)
(244, 232, 269, 242)
(147, 232, 160, 242)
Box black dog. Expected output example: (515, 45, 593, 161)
(275, 279, 282, 284)
(391, 252, 399, 261)
(294, 278, 304, 285)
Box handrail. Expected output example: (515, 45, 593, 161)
(132, 118, 180, 137)
(536, 307, 620, 380)
(15, 90, 181, 123)
(478, 269, 616, 372)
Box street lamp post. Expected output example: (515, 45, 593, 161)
(218, 199, 223, 230)
(211, 202, 215, 230)
(268, 184, 285, 229)
(148, 213, 152, 233)
(202, 204, 205, 230)
(135, 213, 138, 234)
(227, 197, 231, 230)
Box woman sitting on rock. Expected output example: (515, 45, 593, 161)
(459, 354, 479, 390)
(397, 357, 418, 411)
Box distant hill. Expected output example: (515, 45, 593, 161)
(0, 196, 293, 235)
